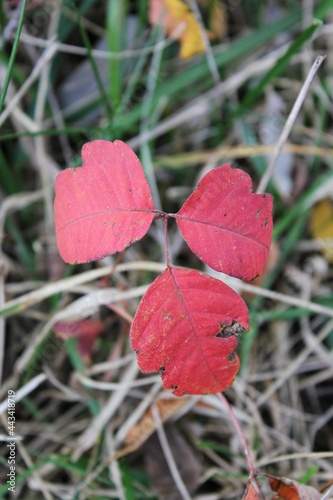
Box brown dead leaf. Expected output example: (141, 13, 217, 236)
(268, 475, 321, 500)
(114, 397, 189, 459)
(242, 481, 261, 499)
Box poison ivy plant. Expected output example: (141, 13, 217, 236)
(54, 139, 273, 395)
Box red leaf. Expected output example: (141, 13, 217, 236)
(176, 165, 273, 281)
(54, 140, 155, 264)
(53, 319, 106, 358)
(130, 267, 249, 396)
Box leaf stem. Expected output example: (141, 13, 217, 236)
(217, 392, 265, 498)
(152, 209, 167, 220)
(164, 215, 171, 268)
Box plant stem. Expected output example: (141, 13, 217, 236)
(217, 392, 265, 498)
(217, 392, 255, 472)
(164, 216, 171, 268)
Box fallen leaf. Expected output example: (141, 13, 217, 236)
(131, 266, 249, 396)
(310, 198, 333, 263)
(149, 0, 205, 59)
(114, 397, 188, 458)
(176, 165, 273, 281)
(242, 481, 261, 499)
(268, 475, 321, 500)
(54, 140, 155, 264)
(199, 0, 227, 39)
(53, 319, 106, 359)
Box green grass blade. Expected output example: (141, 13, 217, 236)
(75, 6, 112, 119)
(314, 0, 333, 20)
(0, 460, 43, 496)
(115, 10, 301, 132)
(231, 19, 322, 123)
(107, 0, 127, 113)
(57, 0, 97, 42)
(298, 465, 319, 484)
(0, 0, 27, 114)
(0, 1, 4, 33)
(65, 338, 100, 416)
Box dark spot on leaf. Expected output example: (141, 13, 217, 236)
(227, 353, 235, 361)
(162, 307, 172, 320)
(264, 217, 268, 227)
(255, 210, 260, 218)
(217, 320, 245, 339)
(135, 350, 140, 355)
(170, 385, 178, 390)
(224, 213, 227, 217)
(159, 366, 165, 373)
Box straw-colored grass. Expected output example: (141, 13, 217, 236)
(0, 1, 333, 498)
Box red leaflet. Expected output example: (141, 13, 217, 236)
(54, 140, 155, 264)
(130, 267, 249, 396)
(176, 165, 273, 281)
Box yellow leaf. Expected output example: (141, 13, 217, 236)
(310, 199, 333, 263)
(149, 0, 205, 59)
(165, 0, 189, 17)
(198, 0, 227, 39)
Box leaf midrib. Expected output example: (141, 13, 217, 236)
(175, 215, 270, 250)
(56, 208, 155, 232)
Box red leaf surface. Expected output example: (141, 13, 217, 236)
(176, 165, 273, 281)
(54, 140, 155, 264)
(130, 267, 249, 396)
